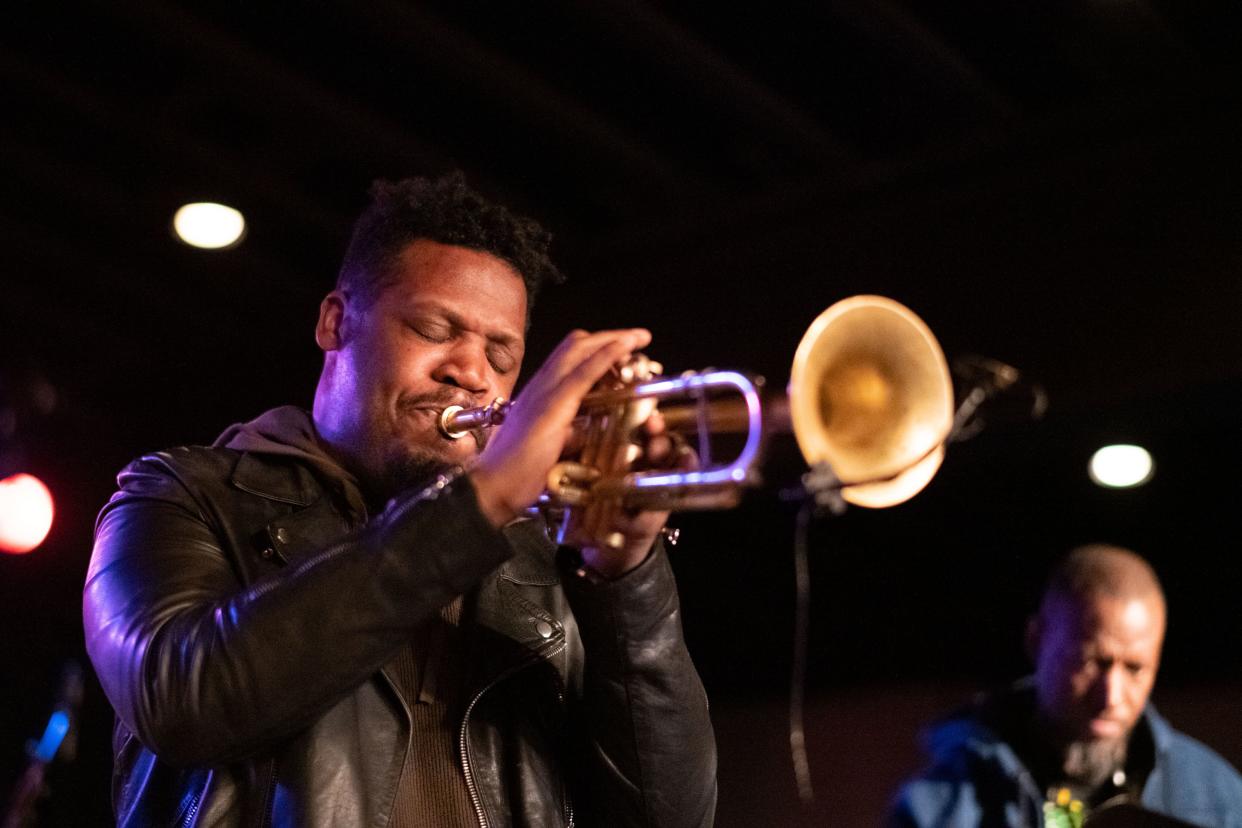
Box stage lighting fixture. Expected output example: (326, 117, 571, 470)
(0, 473, 55, 554)
(172, 202, 246, 249)
(1088, 444, 1154, 489)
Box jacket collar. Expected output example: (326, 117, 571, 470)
(1140, 703, 1173, 756)
(931, 680, 1173, 799)
(230, 451, 321, 507)
(218, 406, 368, 517)
(466, 518, 572, 692)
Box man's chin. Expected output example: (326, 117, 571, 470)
(379, 445, 470, 497)
(1062, 731, 1128, 786)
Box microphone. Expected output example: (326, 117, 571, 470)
(949, 354, 1047, 443)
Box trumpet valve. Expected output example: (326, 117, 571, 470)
(617, 354, 663, 385)
(548, 462, 600, 506)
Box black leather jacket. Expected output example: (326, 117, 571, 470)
(83, 446, 717, 827)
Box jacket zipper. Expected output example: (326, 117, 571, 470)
(258, 758, 277, 828)
(459, 640, 568, 828)
(554, 679, 574, 828)
(179, 789, 203, 828)
(1017, 768, 1042, 828)
(460, 664, 527, 828)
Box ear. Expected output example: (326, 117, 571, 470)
(316, 291, 348, 351)
(1024, 613, 1042, 665)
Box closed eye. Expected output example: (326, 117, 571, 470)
(409, 320, 451, 343)
(488, 343, 518, 374)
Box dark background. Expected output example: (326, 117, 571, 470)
(3, 2, 1242, 824)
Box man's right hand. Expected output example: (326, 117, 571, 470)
(469, 327, 651, 528)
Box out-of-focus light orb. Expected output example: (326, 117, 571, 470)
(0, 473, 55, 554)
(1088, 444, 1154, 489)
(173, 202, 246, 249)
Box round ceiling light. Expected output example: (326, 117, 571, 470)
(1088, 444, 1154, 489)
(172, 202, 246, 249)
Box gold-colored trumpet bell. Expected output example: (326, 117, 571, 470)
(790, 295, 954, 508)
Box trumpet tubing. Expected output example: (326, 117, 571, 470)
(438, 295, 955, 549)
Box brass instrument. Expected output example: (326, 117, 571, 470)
(438, 295, 954, 549)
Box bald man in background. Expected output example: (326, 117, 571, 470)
(890, 545, 1242, 827)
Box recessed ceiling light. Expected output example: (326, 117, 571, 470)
(172, 202, 246, 249)
(1088, 444, 1154, 489)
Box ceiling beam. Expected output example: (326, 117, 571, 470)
(331, 0, 712, 200)
(569, 0, 858, 170)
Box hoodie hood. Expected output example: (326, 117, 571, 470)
(214, 405, 368, 517)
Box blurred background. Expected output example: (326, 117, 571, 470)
(3, 1, 1241, 824)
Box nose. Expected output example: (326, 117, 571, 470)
(432, 337, 490, 397)
(1094, 663, 1127, 714)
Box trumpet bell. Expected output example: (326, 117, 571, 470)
(789, 295, 953, 508)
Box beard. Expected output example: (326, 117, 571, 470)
(1059, 736, 1127, 788)
(373, 428, 488, 502)
(374, 448, 449, 501)
(333, 387, 497, 505)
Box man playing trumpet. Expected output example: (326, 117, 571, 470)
(84, 173, 717, 827)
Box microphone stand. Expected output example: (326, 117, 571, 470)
(784, 357, 1045, 806)
(2, 661, 83, 828)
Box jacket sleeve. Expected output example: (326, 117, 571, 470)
(885, 760, 1004, 828)
(885, 781, 952, 828)
(561, 545, 718, 828)
(83, 454, 513, 767)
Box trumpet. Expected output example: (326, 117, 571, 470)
(439, 295, 955, 550)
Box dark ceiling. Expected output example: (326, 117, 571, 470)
(5, 0, 1242, 427)
(3, 3, 1242, 822)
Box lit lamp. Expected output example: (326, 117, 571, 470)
(1088, 444, 1154, 489)
(172, 202, 246, 249)
(0, 473, 54, 554)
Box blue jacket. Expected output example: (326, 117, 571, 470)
(889, 686, 1242, 828)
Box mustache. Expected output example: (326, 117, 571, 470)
(398, 390, 478, 412)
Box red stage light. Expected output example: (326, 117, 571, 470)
(0, 473, 55, 554)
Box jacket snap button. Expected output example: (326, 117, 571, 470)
(535, 621, 554, 639)
(275, 528, 289, 543)
(261, 547, 275, 559)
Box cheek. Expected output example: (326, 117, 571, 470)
(1123, 675, 1152, 706)
(498, 373, 519, 398)
(1053, 656, 1099, 704)
(380, 345, 434, 394)
(1066, 670, 1095, 701)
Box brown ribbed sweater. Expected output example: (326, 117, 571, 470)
(385, 596, 478, 828)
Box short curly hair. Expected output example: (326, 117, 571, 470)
(335, 172, 564, 328)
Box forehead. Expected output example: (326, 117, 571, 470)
(380, 239, 527, 337)
(1052, 593, 1165, 658)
